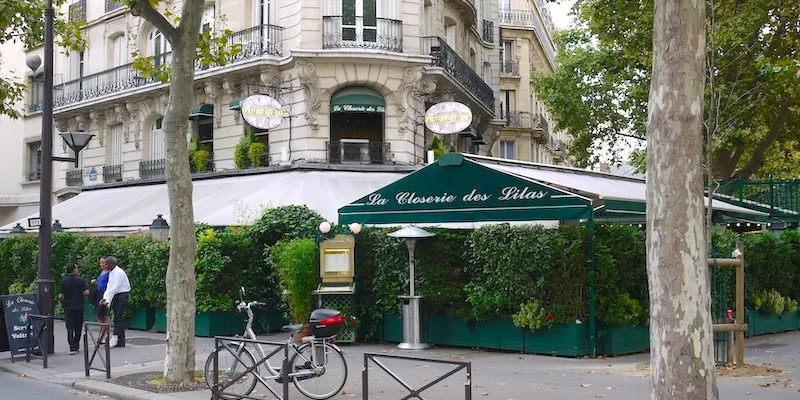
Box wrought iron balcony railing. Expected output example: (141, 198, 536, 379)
(327, 141, 390, 164)
(482, 20, 494, 43)
(421, 36, 495, 112)
(105, 0, 124, 13)
(323, 16, 403, 52)
(52, 24, 283, 109)
(139, 159, 166, 180)
(103, 164, 122, 183)
(499, 9, 556, 67)
(69, 0, 86, 24)
(501, 59, 519, 76)
(505, 111, 535, 128)
(66, 169, 83, 186)
(26, 170, 42, 182)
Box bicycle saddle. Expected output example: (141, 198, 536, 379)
(282, 324, 305, 333)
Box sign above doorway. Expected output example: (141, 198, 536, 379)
(330, 87, 386, 114)
(241, 95, 284, 129)
(424, 102, 473, 134)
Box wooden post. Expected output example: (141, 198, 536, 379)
(735, 247, 745, 366)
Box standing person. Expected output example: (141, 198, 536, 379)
(90, 256, 111, 341)
(58, 263, 89, 354)
(100, 256, 131, 348)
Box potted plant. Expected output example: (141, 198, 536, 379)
(234, 134, 252, 169)
(272, 238, 317, 341)
(248, 142, 266, 168)
(193, 149, 211, 172)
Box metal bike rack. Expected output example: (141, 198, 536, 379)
(362, 353, 472, 400)
(210, 336, 291, 400)
(83, 322, 111, 378)
(25, 314, 52, 368)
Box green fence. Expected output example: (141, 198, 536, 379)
(713, 177, 800, 220)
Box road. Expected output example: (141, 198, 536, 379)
(0, 371, 114, 399)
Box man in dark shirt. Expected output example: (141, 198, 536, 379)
(59, 263, 88, 354)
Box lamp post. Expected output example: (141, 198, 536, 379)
(150, 214, 170, 242)
(10, 223, 26, 235)
(388, 226, 435, 350)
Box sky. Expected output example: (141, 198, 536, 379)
(548, 0, 577, 29)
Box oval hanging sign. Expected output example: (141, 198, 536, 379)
(424, 102, 473, 134)
(241, 95, 284, 129)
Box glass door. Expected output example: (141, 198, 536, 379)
(342, 0, 378, 45)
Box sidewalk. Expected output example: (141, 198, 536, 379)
(1, 320, 798, 399)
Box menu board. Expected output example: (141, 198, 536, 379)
(1, 294, 40, 357)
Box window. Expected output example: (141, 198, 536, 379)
(150, 117, 164, 160)
(71, 49, 85, 80)
(499, 0, 511, 14)
(501, 90, 516, 118)
(423, 4, 431, 36)
(30, 74, 45, 111)
(469, 48, 476, 70)
(111, 35, 125, 67)
(444, 19, 456, 48)
(499, 141, 516, 160)
(202, 5, 215, 33)
(148, 28, 172, 66)
(482, 62, 492, 83)
(255, 0, 274, 25)
(111, 124, 124, 166)
(342, 0, 378, 43)
(198, 119, 214, 156)
(27, 142, 42, 181)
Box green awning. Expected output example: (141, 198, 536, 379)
(330, 87, 385, 113)
(189, 104, 214, 119)
(229, 97, 244, 111)
(338, 153, 592, 225)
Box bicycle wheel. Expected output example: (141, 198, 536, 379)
(290, 341, 348, 400)
(204, 344, 259, 400)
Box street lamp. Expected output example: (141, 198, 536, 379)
(10, 223, 26, 235)
(150, 214, 170, 242)
(58, 132, 94, 167)
(318, 221, 332, 234)
(349, 222, 362, 235)
(52, 220, 63, 232)
(388, 226, 435, 350)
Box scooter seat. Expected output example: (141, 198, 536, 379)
(282, 324, 305, 333)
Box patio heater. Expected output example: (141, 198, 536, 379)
(388, 226, 435, 350)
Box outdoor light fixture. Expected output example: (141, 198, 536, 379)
(349, 222, 362, 235)
(319, 221, 332, 234)
(388, 226, 436, 350)
(10, 223, 25, 235)
(58, 132, 94, 167)
(770, 217, 785, 233)
(52, 220, 63, 232)
(150, 214, 170, 242)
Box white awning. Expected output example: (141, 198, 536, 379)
(1, 170, 407, 233)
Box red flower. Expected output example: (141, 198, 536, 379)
(350, 316, 358, 327)
(545, 313, 555, 320)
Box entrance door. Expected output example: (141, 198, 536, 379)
(342, 0, 378, 45)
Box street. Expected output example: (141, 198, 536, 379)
(0, 372, 113, 399)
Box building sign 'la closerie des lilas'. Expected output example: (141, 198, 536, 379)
(363, 186, 549, 206)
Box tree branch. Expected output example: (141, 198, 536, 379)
(735, 102, 793, 179)
(130, 0, 178, 44)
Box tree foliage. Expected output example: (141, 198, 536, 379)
(534, 0, 800, 180)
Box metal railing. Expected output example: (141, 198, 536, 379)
(210, 336, 290, 400)
(535, 114, 550, 135)
(105, 0, 124, 13)
(323, 16, 403, 52)
(66, 169, 83, 186)
(29, 102, 43, 113)
(52, 24, 283, 108)
(103, 164, 122, 183)
(482, 20, 494, 43)
(499, 9, 557, 67)
(501, 59, 519, 75)
(83, 322, 111, 378)
(714, 178, 800, 217)
(421, 36, 495, 112)
(505, 111, 535, 128)
(139, 159, 166, 180)
(327, 141, 389, 164)
(363, 353, 472, 400)
(26, 170, 42, 182)
(26, 314, 52, 368)
(69, 0, 86, 23)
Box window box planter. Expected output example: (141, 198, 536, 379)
(425, 315, 474, 347)
(381, 313, 403, 343)
(597, 325, 650, 356)
(473, 319, 524, 352)
(746, 309, 800, 336)
(127, 307, 155, 331)
(523, 322, 589, 357)
(156, 308, 278, 337)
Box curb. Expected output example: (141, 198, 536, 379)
(72, 379, 184, 400)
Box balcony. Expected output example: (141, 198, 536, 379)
(69, 0, 86, 24)
(102, 165, 122, 183)
(52, 24, 284, 109)
(505, 111, 535, 129)
(140, 159, 166, 180)
(105, 0, 124, 13)
(499, 9, 557, 68)
(552, 139, 566, 161)
(66, 169, 83, 187)
(322, 16, 403, 52)
(421, 37, 495, 112)
(327, 141, 389, 164)
(482, 20, 494, 43)
(532, 114, 550, 143)
(501, 59, 519, 76)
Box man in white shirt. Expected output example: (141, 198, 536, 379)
(100, 256, 131, 348)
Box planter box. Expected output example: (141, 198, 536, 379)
(746, 309, 800, 336)
(155, 308, 247, 337)
(127, 307, 155, 331)
(253, 309, 289, 334)
(425, 315, 474, 347)
(524, 323, 589, 357)
(598, 325, 650, 356)
(381, 314, 403, 343)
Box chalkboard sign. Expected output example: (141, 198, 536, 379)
(1, 294, 40, 357)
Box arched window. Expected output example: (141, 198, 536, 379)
(329, 86, 386, 164)
(150, 117, 164, 161)
(148, 27, 172, 65)
(110, 34, 125, 67)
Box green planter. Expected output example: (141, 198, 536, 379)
(524, 323, 589, 357)
(155, 308, 167, 332)
(382, 314, 403, 343)
(253, 308, 289, 334)
(155, 308, 248, 337)
(425, 315, 474, 347)
(597, 325, 650, 356)
(127, 307, 155, 331)
(472, 320, 502, 349)
(746, 309, 799, 336)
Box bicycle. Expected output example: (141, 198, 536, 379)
(204, 288, 348, 400)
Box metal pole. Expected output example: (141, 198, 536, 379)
(587, 211, 597, 358)
(407, 239, 416, 297)
(36, 0, 56, 355)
